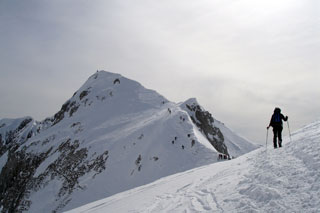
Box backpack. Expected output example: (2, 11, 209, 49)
(273, 111, 281, 123)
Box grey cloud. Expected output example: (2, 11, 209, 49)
(0, 0, 319, 144)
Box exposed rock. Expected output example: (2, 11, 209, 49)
(71, 122, 81, 128)
(0, 136, 109, 213)
(1, 130, 17, 156)
(0, 148, 51, 213)
(52, 101, 71, 126)
(42, 135, 56, 146)
(113, 78, 120, 84)
(135, 155, 142, 171)
(17, 118, 32, 132)
(52, 100, 80, 125)
(135, 155, 142, 166)
(69, 103, 79, 117)
(79, 90, 89, 101)
(184, 101, 228, 155)
(27, 131, 33, 139)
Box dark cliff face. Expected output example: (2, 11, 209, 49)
(0, 118, 108, 213)
(0, 146, 51, 213)
(0, 118, 39, 213)
(0, 117, 33, 156)
(183, 100, 229, 156)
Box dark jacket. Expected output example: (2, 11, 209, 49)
(269, 110, 288, 128)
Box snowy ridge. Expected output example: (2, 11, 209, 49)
(0, 71, 257, 212)
(68, 120, 320, 213)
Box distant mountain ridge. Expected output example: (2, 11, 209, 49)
(0, 71, 257, 212)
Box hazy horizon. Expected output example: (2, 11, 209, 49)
(1, 0, 319, 144)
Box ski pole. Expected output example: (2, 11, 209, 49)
(266, 128, 269, 149)
(287, 120, 292, 142)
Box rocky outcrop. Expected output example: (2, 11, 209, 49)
(0, 118, 34, 156)
(0, 116, 109, 212)
(0, 135, 109, 213)
(0, 148, 51, 213)
(182, 99, 229, 155)
(52, 100, 80, 126)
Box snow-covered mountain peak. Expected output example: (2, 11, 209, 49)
(45, 70, 168, 128)
(0, 70, 257, 213)
(75, 70, 168, 110)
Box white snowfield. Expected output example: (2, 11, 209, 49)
(67, 120, 320, 213)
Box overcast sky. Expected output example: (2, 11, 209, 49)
(1, 0, 319, 144)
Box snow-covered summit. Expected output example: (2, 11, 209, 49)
(74, 71, 168, 111)
(0, 70, 257, 212)
(44, 70, 168, 128)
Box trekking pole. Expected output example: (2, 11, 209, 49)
(266, 128, 269, 149)
(287, 120, 292, 142)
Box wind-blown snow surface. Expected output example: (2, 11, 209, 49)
(0, 71, 257, 212)
(68, 120, 320, 213)
(214, 119, 260, 157)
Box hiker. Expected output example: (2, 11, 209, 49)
(267, 107, 288, 148)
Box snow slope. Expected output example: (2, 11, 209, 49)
(68, 119, 320, 213)
(214, 119, 260, 157)
(0, 71, 257, 212)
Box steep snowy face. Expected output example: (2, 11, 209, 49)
(0, 71, 256, 213)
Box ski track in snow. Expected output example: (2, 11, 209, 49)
(145, 141, 320, 213)
(237, 148, 317, 212)
(68, 120, 320, 213)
